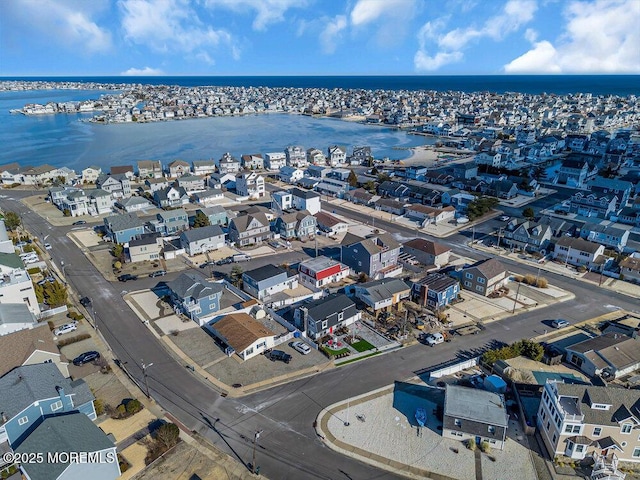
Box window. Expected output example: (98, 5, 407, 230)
(454, 419, 461, 427)
(565, 425, 580, 434)
(552, 434, 557, 444)
(51, 400, 63, 412)
(338, 312, 344, 322)
(621, 442, 627, 447)
(622, 423, 633, 434)
(465, 272, 473, 279)
(575, 445, 584, 453)
(476, 286, 483, 292)
(546, 421, 550, 431)
(633, 447, 640, 458)
(477, 277, 485, 284)
(245, 347, 254, 355)
(593, 427, 602, 436)
(488, 426, 496, 434)
(464, 281, 472, 287)
(18, 416, 28, 426)
(321, 320, 328, 329)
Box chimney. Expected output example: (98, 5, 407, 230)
(55, 386, 65, 409)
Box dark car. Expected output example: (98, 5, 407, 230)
(118, 274, 138, 282)
(72, 220, 87, 226)
(149, 270, 167, 277)
(79, 296, 91, 307)
(216, 257, 233, 266)
(267, 350, 292, 364)
(73, 351, 100, 366)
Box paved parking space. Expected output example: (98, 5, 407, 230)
(170, 327, 227, 368)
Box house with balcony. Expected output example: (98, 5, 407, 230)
(402, 238, 451, 267)
(241, 154, 264, 170)
(350, 146, 373, 166)
(285, 145, 307, 167)
(274, 211, 317, 240)
(192, 159, 216, 176)
(137, 160, 163, 179)
(166, 273, 224, 324)
(279, 166, 304, 184)
(104, 212, 145, 244)
(154, 209, 189, 235)
(96, 173, 131, 199)
(175, 174, 206, 194)
(501, 219, 552, 252)
(180, 225, 226, 256)
(242, 264, 298, 301)
(306, 148, 326, 165)
(569, 192, 618, 219)
(340, 232, 402, 279)
(558, 158, 590, 187)
(537, 381, 640, 463)
(217, 153, 241, 174)
(412, 273, 460, 309)
(293, 293, 360, 340)
(298, 256, 350, 290)
(153, 185, 189, 209)
(315, 178, 349, 198)
(348, 278, 410, 312)
(236, 172, 265, 199)
(168, 159, 191, 178)
(327, 145, 347, 166)
(0, 254, 39, 315)
(0, 363, 95, 448)
(208, 312, 275, 361)
(290, 187, 321, 215)
(458, 258, 508, 296)
(405, 205, 456, 226)
(228, 212, 271, 247)
(265, 152, 287, 170)
(564, 333, 640, 379)
(81, 165, 101, 183)
(588, 177, 633, 208)
(145, 177, 170, 192)
(553, 237, 609, 271)
(579, 223, 630, 252)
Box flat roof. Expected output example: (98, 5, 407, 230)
(444, 385, 508, 427)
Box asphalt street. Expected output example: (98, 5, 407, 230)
(2, 191, 638, 480)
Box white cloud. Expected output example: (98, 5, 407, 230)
(320, 15, 347, 54)
(120, 66, 165, 75)
(205, 0, 305, 31)
(505, 0, 640, 73)
(414, 0, 538, 71)
(350, 0, 417, 26)
(5, 0, 112, 54)
(119, 0, 237, 60)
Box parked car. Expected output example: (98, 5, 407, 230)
(425, 332, 445, 346)
(199, 261, 214, 268)
(72, 351, 100, 366)
(118, 274, 138, 282)
(268, 241, 281, 249)
(216, 257, 233, 266)
(232, 254, 251, 262)
(149, 270, 166, 277)
(292, 341, 311, 355)
(552, 319, 570, 329)
(79, 296, 91, 307)
(267, 350, 292, 364)
(499, 215, 510, 221)
(72, 220, 87, 226)
(44, 243, 52, 250)
(53, 322, 78, 336)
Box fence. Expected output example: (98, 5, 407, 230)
(37, 305, 68, 320)
(428, 356, 480, 379)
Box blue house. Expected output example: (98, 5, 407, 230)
(156, 208, 189, 235)
(412, 273, 460, 309)
(103, 212, 145, 244)
(0, 363, 95, 448)
(166, 273, 224, 324)
(406, 166, 428, 181)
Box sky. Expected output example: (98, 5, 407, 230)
(1, 0, 639, 76)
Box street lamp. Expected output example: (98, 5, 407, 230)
(141, 361, 153, 398)
(252, 429, 263, 475)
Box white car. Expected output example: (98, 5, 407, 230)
(552, 319, 570, 329)
(292, 341, 311, 355)
(53, 322, 77, 336)
(425, 332, 445, 347)
(44, 243, 52, 250)
(499, 215, 510, 221)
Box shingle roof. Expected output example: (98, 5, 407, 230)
(556, 236, 603, 254)
(104, 212, 144, 232)
(0, 324, 59, 377)
(403, 238, 450, 256)
(244, 264, 287, 283)
(414, 273, 458, 292)
(181, 225, 224, 243)
(166, 273, 224, 302)
(358, 278, 410, 303)
(290, 187, 320, 200)
(212, 313, 274, 353)
(303, 293, 355, 321)
(0, 303, 36, 326)
(465, 258, 507, 279)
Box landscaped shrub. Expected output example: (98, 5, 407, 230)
(125, 399, 143, 415)
(465, 439, 476, 451)
(57, 333, 91, 347)
(67, 311, 84, 321)
(577, 265, 587, 273)
(94, 398, 105, 416)
(27, 267, 41, 275)
(481, 338, 544, 366)
(47, 320, 55, 331)
(480, 441, 491, 453)
(118, 454, 131, 473)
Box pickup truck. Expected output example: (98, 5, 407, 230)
(267, 350, 292, 364)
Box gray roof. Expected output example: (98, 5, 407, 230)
(166, 273, 224, 302)
(304, 293, 355, 321)
(0, 363, 94, 420)
(0, 252, 24, 269)
(358, 278, 410, 303)
(290, 187, 321, 200)
(198, 205, 227, 216)
(555, 236, 604, 253)
(104, 212, 144, 232)
(0, 303, 36, 326)
(230, 213, 268, 233)
(157, 208, 188, 222)
(414, 273, 458, 292)
(567, 333, 629, 354)
(181, 225, 225, 243)
(465, 258, 507, 279)
(244, 264, 287, 283)
(445, 385, 508, 427)
(16, 413, 115, 480)
(118, 196, 150, 207)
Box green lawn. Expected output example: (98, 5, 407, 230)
(324, 346, 350, 356)
(350, 339, 375, 353)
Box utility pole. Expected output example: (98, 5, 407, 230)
(315, 234, 318, 258)
(141, 361, 153, 398)
(252, 429, 263, 474)
(512, 281, 522, 314)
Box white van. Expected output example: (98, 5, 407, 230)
(233, 254, 251, 262)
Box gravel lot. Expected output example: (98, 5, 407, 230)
(170, 327, 227, 367)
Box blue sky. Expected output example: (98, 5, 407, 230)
(1, 0, 639, 76)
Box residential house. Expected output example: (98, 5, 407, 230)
(0, 253, 40, 315)
(569, 192, 618, 219)
(588, 177, 634, 209)
(110, 165, 134, 179)
(618, 207, 640, 227)
(452, 162, 478, 180)
(501, 219, 552, 252)
(349, 278, 411, 312)
(408, 185, 441, 206)
(81, 165, 101, 183)
(294, 293, 360, 340)
(166, 273, 224, 323)
(217, 153, 241, 174)
(275, 211, 317, 240)
(0, 163, 22, 185)
(236, 172, 265, 199)
(279, 166, 304, 184)
(196, 206, 228, 226)
(153, 185, 189, 209)
(475, 150, 503, 168)
(103, 212, 145, 244)
(117, 196, 152, 213)
(168, 159, 191, 178)
(0, 363, 96, 448)
(209, 312, 275, 361)
(306, 148, 326, 165)
(297, 177, 320, 189)
(96, 173, 131, 199)
(145, 177, 170, 192)
(619, 255, 640, 283)
(378, 181, 411, 201)
(537, 381, 640, 463)
(305, 165, 331, 179)
(298, 256, 350, 290)
(443, 385, 509, 450)
(375, 198, 406, 216)
(50, 187, 88, 217)
(484, 180, 519, 199)
(459, 258, 508, 296)
(242, 264, 298, 300)
(271, 190, 293, 214)
(228, 213, 271, 246)
(0, 323, 68, 378)
(404, 166, 428, 181)
(350, 146, 373, 166)
(155, 209, 189, 235)
(579, 223, 629, 251)
(241, 154, 264, 170)
(180, 225, 226, 256)
(15, 413, 120, 480)
(314, 211, 349, 236)
(192, 159, 216, 176)
(290, 187, 322, 215)
(19, 164, 59, 185)
(175, 174, 206, 193)
(314, 178, 349, 198)
(405, 205, 456, 225)
(344, 188, 379, 206)
(565, 333, 640, 379)
(340, 232, 402, 279)
(264, 152, 287, 170)
(553, 237, 608, 271)
(285, 145, 307, 167)
(327, 168, 351, 182)
(0, 303, 36, 336)
(402, 238, 451, 267)
(327, 145, 347, 166)
(557, 158, 589, 187)
(127, 234, 162, 263)
(412, 273, 460, 309)
(191, 189, 224, 205)
(137, 160, 163, 179)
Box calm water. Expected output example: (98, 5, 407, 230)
(0, 89, 429, 171)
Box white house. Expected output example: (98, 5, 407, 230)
(265, 152, 287, 170)
(180, 225, 226, 256)
(279, 166, 304, 184)
(208, 313, 276, 361)
(235, 172, 265, 199)
(298, 256, 350, 290)
(285, 145, 307, 167)
(553, 237, 608, 271)
(81, 166, 101, 183)
(271, 190, 293, 213)
(327, 145, 347, 166)
(0, 303, 37, 336)
(290, 187, 321, 215)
